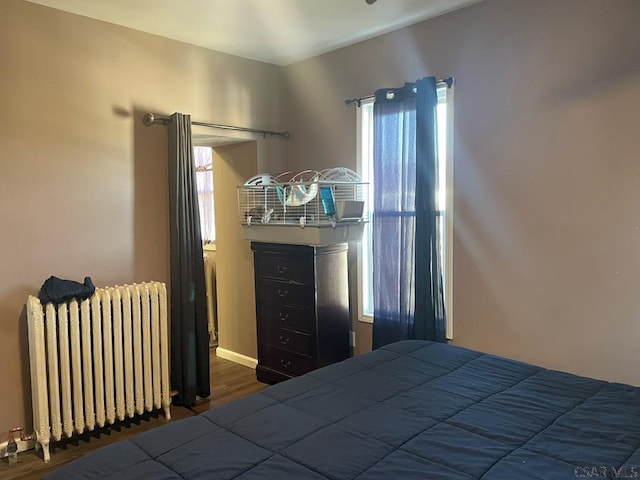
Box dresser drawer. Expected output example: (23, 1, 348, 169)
(258, 279, 314, 307)
(255, 254, 313, 285)
(258, 346, 314, 377)
(258, 302, 314, 333)
(261, 325, 313, 355)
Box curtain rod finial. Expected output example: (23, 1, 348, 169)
(142, 112, 156, 127)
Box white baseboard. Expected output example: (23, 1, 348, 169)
(216, 347, 257, 369)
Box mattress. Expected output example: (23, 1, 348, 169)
(46, 340, 640, 479)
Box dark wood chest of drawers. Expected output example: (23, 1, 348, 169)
(251, 242, 351, 384)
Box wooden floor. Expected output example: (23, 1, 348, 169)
(0, 349, 267, 480)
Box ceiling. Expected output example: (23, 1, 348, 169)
(25, 0, 482, 66)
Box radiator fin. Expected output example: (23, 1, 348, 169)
(57, 303, 74, 439)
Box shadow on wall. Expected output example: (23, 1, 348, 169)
(132, 107, 170, 286)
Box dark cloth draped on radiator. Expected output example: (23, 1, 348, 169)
(38, 276, 95, 305)
(167, 112, 210, 406)
(371, 78, 446, 349)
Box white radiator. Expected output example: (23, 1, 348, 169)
(26, 281, 171, 463)
(204, 251, 218, 346)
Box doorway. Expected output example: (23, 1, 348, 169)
(192, 136, 259, 362)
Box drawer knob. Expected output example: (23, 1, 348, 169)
(277, 288, 289, 298)
(278, 312, 289, 322)
(280, 358, 291, 368)
(276, 264, 288, 274)
(279, 335, 291, 345)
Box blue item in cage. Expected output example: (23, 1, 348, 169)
(319, 186, 336, 216)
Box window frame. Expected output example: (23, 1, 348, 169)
(356, 85, 454, 340)
(356, 98, 375, 325)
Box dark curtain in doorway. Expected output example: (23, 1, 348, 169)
(371, 77, 446, 349)
(168, 112, 210, 406)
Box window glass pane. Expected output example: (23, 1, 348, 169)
(361, 101, 374, 317)
(193, 146, 216, 243)
(436, 101, 447, 212)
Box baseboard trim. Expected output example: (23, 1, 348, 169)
(216, 348, 257, 369)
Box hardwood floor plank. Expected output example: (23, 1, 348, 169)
(0, 349, 266, 480)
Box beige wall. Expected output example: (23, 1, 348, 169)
(0, 0, 284, 436)
(283, 0, 640, 385)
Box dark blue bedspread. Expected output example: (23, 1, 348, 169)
(46, 340, 640, 479)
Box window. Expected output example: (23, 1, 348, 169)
(357, 84, 454, 339)
(193, 146, 216, 244)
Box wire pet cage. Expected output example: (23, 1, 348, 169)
(238, 168, 368, 246)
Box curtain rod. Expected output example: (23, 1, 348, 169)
(142, 112, 290, 139)
(344, 77, 454, 107)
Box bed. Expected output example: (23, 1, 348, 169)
(46, 340, 640, 479)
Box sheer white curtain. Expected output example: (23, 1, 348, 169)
(193, 146, 215, 244)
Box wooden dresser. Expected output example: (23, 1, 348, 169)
(251, 242, 351, 384)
